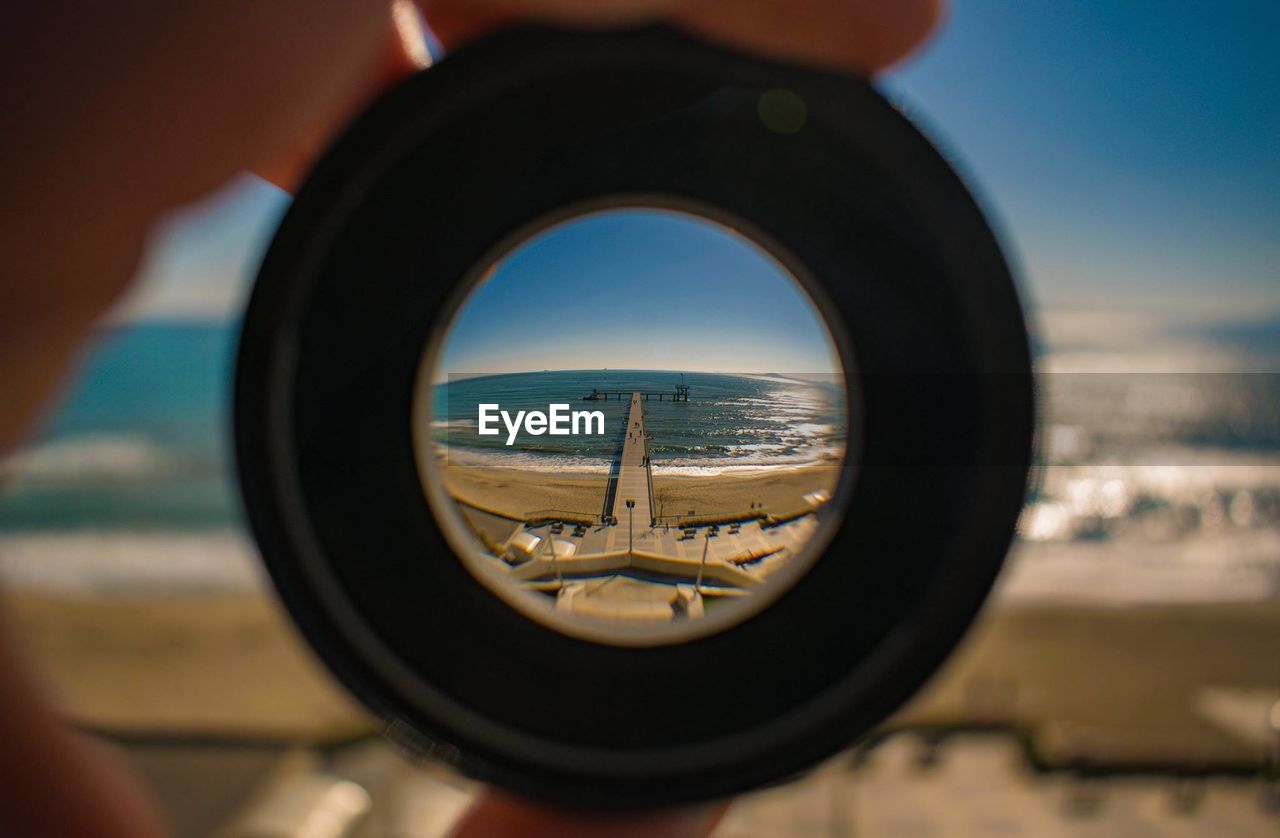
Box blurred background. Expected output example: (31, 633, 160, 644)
(1, 1, 1277, 835)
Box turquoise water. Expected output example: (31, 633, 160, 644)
(0, 323, 238, 531)
(433, 370, 848, 474)
(3, 321, 1277, 537)
(0, 326, 849, 530)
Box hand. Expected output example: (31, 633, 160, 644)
(0, 3, 941, 835)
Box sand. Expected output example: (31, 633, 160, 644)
(442, 467, 607, 520)
(440, 462, 842, 523)
(11, 588, 1278, 769)
(653, 464, 842, 521)
(14, 589, 1273, 835)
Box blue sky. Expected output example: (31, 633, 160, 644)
(884, 0, 1279, 313)
(115, 1, 1278, 327)
(439, 210, 837, 374)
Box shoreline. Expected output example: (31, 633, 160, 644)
(437, 445, 844, 477)
(440, 461, 842, 522)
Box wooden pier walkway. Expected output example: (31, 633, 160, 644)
(609, 393, 654, 530)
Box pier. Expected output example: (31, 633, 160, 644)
(583, 382, 689, 402)
(446, 376, 834, 622)
(610, 393, 655, 528)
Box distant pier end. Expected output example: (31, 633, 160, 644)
(583, 378, 690, 402)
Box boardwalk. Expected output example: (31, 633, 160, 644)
(610, 392, 653, 530)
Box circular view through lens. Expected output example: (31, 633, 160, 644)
(414, 207, 852, 644)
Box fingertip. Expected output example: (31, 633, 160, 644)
(422, 0, 944, 72)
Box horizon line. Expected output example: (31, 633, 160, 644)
(434, 368, 847, 384)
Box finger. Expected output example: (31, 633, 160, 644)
(1, 0, 393, 450)
(450, 792, 728, 838)
(255, 0, 432, 191)
(423, 0, 680, 36)
(423, 2, 518, 49)
(421, 0, 943, 73)
(253, 0, 945, 190)
(423, 0, 680, 52)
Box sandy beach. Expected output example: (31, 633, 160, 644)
(653, 464, 842, 521)
(441, 461, 842, 523)
(4, 532, 1277, 833)
(10, 586, 1276, 768)
(442, 466, 607, 520)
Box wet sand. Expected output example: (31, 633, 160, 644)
(441, 462, 842, 522)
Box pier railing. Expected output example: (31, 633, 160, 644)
(582, 388, 689, 402)
(642, 430, 656, 527)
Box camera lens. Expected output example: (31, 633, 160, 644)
(415, 204, 852, 645)
(235, 25, 1034, 806)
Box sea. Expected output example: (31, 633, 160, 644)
(0, 316, 1278, 603)
(432, 370, 846, 475)
(0, 322, 236, 532)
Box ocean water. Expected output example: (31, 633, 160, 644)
(1, 319, 1278, 548)
(432, 370, 848, 475)
(0, 320, 1278, 603)
(0, 322, 238, 531)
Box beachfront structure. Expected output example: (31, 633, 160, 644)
(583, 378, 690, 402)
(450, 389, 830, 622)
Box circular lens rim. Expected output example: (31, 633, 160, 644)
(412, 195, 859, 648)
(235, 24, 1035, 806)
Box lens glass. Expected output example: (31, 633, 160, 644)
(414, 205, 852, 644)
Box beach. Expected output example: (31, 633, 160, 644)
(6, 543, 1276, 766)
(4, 526, 1278, 834)
(653, 463, 841, 521)
(440, 461, 842, 522)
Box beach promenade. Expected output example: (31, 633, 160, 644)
(610, 392, 653, 528)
